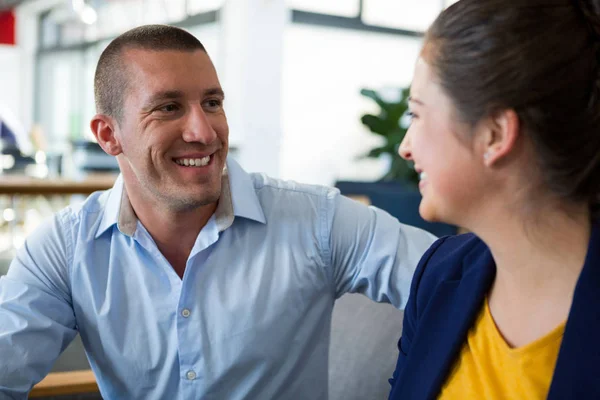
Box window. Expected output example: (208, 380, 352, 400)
(362, 0, 443, 32)
(280, 24, 423, 185)
(286, 0, 360, 17)
(187, 0, 225, 15)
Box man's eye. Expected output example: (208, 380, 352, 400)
(204, 99, 222, 110)
(157, 104, 179, 113)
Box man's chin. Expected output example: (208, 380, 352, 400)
(169, 189, 221, 212)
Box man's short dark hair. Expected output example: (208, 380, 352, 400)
(94, 24, 206, 122)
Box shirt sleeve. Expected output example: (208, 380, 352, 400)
(327, 192, 437, 309)
(0, 210, 78, 398)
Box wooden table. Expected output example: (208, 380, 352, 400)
(29, 370, 98, 398)
(0, 174, 117, 195)
(0, 174, 118, 256)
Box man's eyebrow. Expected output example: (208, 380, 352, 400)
(407, 96, 425, 106)
(143, 88, 225, 108)
(204, 87, 225, 98)
(144, 90, 184, 107)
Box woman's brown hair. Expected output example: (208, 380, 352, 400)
(426, 0, 600, 215)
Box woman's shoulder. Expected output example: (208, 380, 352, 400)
(414, 233, 490, 292)
(427, 233, 486, 264)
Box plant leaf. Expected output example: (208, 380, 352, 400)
(360, 88, 394, 113)
(360, 86, 418, 184)
(360, 115, 396, 136)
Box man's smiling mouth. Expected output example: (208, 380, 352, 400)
(173, 155, 211, 167)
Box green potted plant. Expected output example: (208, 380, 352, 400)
(359, 87, 419, 185)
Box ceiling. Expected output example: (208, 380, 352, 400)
(0, 0, 119, 13)
(0, 0, 29, 11)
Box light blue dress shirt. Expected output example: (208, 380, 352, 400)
(0, 158, 435, 399)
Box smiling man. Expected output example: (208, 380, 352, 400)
(0, 25, 435, 399)
(92, 43, 230, 279)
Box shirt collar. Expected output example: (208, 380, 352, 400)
(95, 156, 265, 239)
(95, 174, 129, 239)
(226, 157, 266, 225)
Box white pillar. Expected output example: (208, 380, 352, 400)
(218, 0, 289, 177)
(14, 7, 35, 134)
(15, 0, 65, 153)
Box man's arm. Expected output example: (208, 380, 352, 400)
(327, 193, 436, 308)
(0, 212, 78, 398)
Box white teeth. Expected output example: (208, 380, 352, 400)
(419, 172, 428, 181)
(175, 156, 211, 167)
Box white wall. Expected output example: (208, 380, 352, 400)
(218, 0, 288, 177)
(0, 44, 34, 153)
(11, 0, 69, 153)
(0, 45, 22, 126)
(280, 25, 423, 186)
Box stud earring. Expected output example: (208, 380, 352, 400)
(483, 152, 491, 161)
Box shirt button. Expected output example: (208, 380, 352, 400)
(186, 370, 196, 380)
(181, 308, 191, 318)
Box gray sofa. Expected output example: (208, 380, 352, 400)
(329, 294, 403, 400)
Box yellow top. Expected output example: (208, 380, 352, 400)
(439, 299, 565, 400)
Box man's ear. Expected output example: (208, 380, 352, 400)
(90, 114, 122, 156)
(480, 109, 520, 167)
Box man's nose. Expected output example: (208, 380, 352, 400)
(182, 105, 217, 144)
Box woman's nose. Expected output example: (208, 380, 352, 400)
(398, 131, 413, 161)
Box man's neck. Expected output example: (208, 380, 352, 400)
(123, 182, 219, 278)
(148, 201, 218, 277)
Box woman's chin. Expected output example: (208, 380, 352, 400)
(418, 202, 442, 223)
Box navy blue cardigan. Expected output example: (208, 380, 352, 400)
(389, 221, 600, 399)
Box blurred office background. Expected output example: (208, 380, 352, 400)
(0, 0, 462, 261)
(0, 0, 462, 179)
(0, 0, 461, 262)
(0, 0, 459, 259)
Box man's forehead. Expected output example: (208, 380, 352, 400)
(121, 48, 221, 96)
(122, 47, 213, 70)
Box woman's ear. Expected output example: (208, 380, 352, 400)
(481, 109, 520, 167)
(90, 114, 122, 156)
